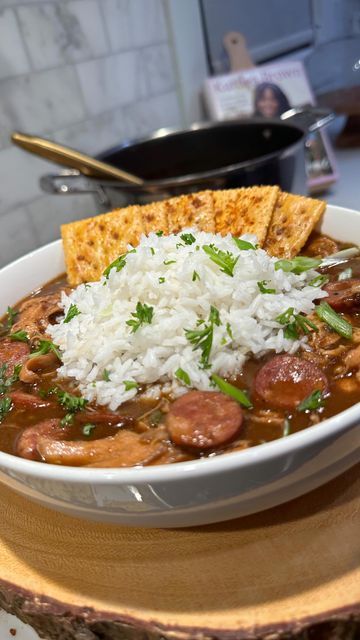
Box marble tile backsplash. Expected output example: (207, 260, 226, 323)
(0, 0, 183, 267)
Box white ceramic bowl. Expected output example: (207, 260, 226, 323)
(0, 204, 359, 528)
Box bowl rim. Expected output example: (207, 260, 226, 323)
(0, 204, 359, 483)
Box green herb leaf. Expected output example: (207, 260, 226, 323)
(82, 423, 96, 436)
(294, 314, 319, 335)
(176, 243, 184, 249)
(123, 380, 138, 391)
(163, 260, 176, 266)
(338, 268, 352, 281)
(257, 280, 276, 294)
(0, 307, 18, 337)
(103, 254, 127, 278)
(175, 368, 191, 386)
(203, 244, 239, 277)
(226, 322, 233, 339)
(275, 257, 322, 274)
(64, 303, 81, 324)
(150, 247, 155, 256)
(126, 302, 154, 333)
(155, 230, 164, 237)
(284, 322, 299, 340)
(0, 396, 12, 422)
(276, 307, 295, 324)
(211, 374, 253, 408)
(60, 413, 74, 427)
(316, 302, 352, 339)
(308, 274, 329, 287)
(30, 339, 61, 361)
(103, 369, 110, 382)
(233, 237, 256, 250)
(209, 306, 221, 326)
(192, 270, 200, 281)
(57, 390, 88, 412)
(10, 330, 29, 343)
(158, 277, 165, 284)
(184, 307, 220, 369)
(297, 390, 325, 412)
(180, 233, 196, 245)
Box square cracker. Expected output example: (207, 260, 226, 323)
(61, 205, 145, 285)
(263, 192, 326, 258)
(214, 186, 279, 246)
(165, 190, 215, 234)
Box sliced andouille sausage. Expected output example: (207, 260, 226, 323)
(166, 390, 243, 450)
(0, 338, 29, 372)
(254, 355, 328, 410)
(305, 235, 339, 258)
(323, 279, 360, 311)
(16, 419, 64, 460)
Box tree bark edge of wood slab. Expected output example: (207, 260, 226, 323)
(0, 578, 359, 640)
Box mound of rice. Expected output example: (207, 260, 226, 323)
(49, 229, 327, 410)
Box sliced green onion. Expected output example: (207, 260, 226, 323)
(315, 302, 352, 339)
(233, 237, 256, 251)
(155, 230, 164, 236)
(10, 330, 29, 343)
(82, 423, 96, 436)
(103, 369, 110, 381)
(257, 280, 276, 294)
(308, 274, 329, 287)
(123, 380, 138, 391)
(297, 390, 325, 412)
(180, 233, 196, 245)
(275, 257, 322, 274)
(338, 267, 352, 281)
(175, 368, 191, 386)
(211, 374, 253, 408)
(192, 270, 200, 281)
(158, 277, 165, 284)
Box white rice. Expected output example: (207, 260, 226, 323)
(49, 229, 327, 410)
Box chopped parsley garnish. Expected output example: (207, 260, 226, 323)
(150, 247, 155, 255)
(63, 303, 81, 324)
(10, 330, 29, 343)
(155, 230, 164, 236)
(276, 307, 318, 340)
(123, 380, 138, 391)
(60, 413, 74, 428)
(57, 390, 88, 412)
(175, 368, 191, 386)
(233, 237, 256, 250)
(308, 274, 329, 287)
(180, 233, 196, 245)
(257, 280, 276, 294)
(30, 339, 61, 360)
(126, 302, 154, 333)
(275, 256, 322, 274)
(315, 302, 352, 340)
(82, 423, 96, 436)
(202, 244, 239, 277)
(158, 277, 165, 284)
(176, 243, 184, 249)
(103, 253, 127, 278)
(185, 306, 220, 369)
(211, 374, 253, 408)
(226, 322, 233, 339)
(338, 268, 352, 281)
(0, 396, 12, 422)
(103, 369, 110, 382)
(192, 270, 200, 281)
(163, 260, 176, 266)
(297, 390, 325, 412)
(0, 307, 18, 337)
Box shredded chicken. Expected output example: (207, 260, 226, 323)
(12, 292, 67, 339)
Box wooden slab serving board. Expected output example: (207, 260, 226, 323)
(0, 465, 359, 640)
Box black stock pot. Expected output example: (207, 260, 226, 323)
(40, 108, 333, 210)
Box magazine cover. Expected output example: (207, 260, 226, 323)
(203, 60, 338, 194)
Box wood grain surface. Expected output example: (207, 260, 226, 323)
(0, 465, 359, 639)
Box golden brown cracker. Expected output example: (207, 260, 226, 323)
(214, 186, 279, 245)
(61, 205, 144, 285)
(264, 192, 326, 258)
(165, 190, 215, 234)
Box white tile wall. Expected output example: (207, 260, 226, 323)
(0, 0, 183, 267)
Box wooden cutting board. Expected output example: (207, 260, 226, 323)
(0, 465, 359, 640)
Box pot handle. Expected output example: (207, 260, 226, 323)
(280, 106, 335, 133)
(40, 171, 112, 206)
